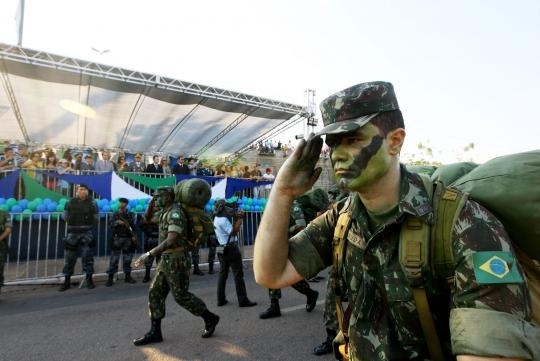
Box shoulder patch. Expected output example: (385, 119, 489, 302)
(472, 251, 524, 284)
(170, 211, 181, 219)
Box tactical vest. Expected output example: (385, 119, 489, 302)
(66, 198, 96, 226)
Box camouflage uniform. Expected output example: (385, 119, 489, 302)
(289, 166, 535, 360)
(0, 210, 13, 291)
(148, 203, 208, 320)
(268, 200, 317, 301)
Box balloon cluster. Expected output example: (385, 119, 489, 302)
(0, 195, 268, 221)
(204, 196, 267, 213)
(0, 197, 70, 221)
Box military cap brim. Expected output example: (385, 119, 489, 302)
(317, 113, 379, 136)
(118, 197, 129, 203)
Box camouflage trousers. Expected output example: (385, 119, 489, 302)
(106, 249, 134, 275)
(323, 270, 338, 331)
(148, 252, 207, 320)
(268, 279, 314, 300)
(62, 232, 95, 276)
(0, 240, 7, 287)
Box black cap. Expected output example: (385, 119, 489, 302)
(118, 197, 129, 203)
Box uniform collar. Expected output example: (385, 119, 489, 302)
(346, 164, 434, 224)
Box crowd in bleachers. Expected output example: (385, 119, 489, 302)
(0, 141, 283, 199)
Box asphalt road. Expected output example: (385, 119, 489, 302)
(0, 262, 335, 361)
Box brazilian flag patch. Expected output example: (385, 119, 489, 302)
(472, 251, 523, 284)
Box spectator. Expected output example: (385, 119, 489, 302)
(260, 167, 275, 198)
(172, 155, 189, 175)
(187, 158, 198, 176)
(0, 147, 16, 170)
(80, 154, 95, 173)
(129, 153, 146, 173)
(14, 144, 29, 166)
(161, 158, 171, 175)
(116, 155, 130, 172)
(145, 155, 163, 174)
(94, 151, 115, 172)
(44, 151, 58, 190)
(73, 153, 83, 171)
(21, 151, 45, 182)
(56, 159, 74, 196)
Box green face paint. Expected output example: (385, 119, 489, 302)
(331, 126, 391, 191)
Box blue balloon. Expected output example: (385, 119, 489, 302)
(0, 198, 5, 204)
(205, 204, 212, 212)
(18, 199, 29, 209)
(102, 205, 111, 212)
(43, 198, 52, 204)
(47, 202, 58, 212)
(10, 205, 23, 213)
(36, 204, 47, 212)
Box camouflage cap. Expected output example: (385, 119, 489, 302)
(318, 81, 399, 135)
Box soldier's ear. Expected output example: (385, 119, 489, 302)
(387, 128, 405, 156)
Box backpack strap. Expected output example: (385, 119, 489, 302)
(333, 211, 352, 339)
(399, 175, 468, 361)
(431, 185, 468, 282)
(332, 199, 353, 358)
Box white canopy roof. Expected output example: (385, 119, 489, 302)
(0, 43, 305, 159)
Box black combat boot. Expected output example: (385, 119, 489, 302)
(259, 299, 281, 319)
(133, 319, 163, 346)
(208, 262, 214, 275)
(125, 272, 136, 284)
(306, 289, 319, 312)
(201, 310, 220, 338)
(142, 267, 151, 283)
(105, 274, 114, 287)
(86, 274, 95, 289)
(193, 264, 204, 276)
(58, 275, 71, 292)
(313, 328, 336, 355)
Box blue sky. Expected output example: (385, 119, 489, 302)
(0, 0, 538, 163)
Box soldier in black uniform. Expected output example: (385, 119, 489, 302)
(0, 209, 13, 296)
(105, 198, 138, 286)
(133, 187, 220, 346)
(59, 184, 99, 291)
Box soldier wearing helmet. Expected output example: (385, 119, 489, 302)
(133, 186, 220, 346)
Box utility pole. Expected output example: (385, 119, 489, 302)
(16, 0, 25, 46)
(303, 89, 318, 136)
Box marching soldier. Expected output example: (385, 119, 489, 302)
(133, 186, 219, 345)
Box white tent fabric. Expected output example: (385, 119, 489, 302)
(0, 43, 304, 159)
(110, 172, 151, 200)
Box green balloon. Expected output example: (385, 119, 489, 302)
(56, 204, 65, 212)
(6, 198, 16, 207)
(22, 209, 32, 220)
(28, 201, 38, 211)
